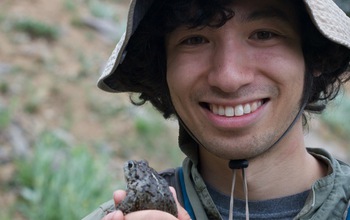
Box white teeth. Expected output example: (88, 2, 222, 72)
(251, 102, 258, 112)
(235, 105, 244, 116)
(212, 104, 217, 113)
(218, 106, 225, 116)
(225, 107, 234, 117)
(210, 100, 263, 117)
(243, 104, 251, 114)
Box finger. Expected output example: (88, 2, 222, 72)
(101, 212, 114, 220)
(125, 210, 176, 220)
(169, 187, 192, 220)
(102, 210, 125, 220)
(113, 190, 127, 205)
(113, 210, 125, 220)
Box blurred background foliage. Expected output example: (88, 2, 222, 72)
(335, 0, 350, 15)
(0, 0, 349, 219)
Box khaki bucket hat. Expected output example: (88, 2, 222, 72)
(98, 0, 350, 92)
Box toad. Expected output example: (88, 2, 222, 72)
(115, 160, 178, 217)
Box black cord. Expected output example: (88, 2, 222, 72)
(229, 159, 249, 169)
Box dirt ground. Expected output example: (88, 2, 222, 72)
(0, 0, 349, 218)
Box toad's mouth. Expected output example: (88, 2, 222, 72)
(200, 99, 268, 117)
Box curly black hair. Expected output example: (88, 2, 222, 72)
(105, 0, 350, 121)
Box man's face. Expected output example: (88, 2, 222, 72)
(166, 0, 305, 160)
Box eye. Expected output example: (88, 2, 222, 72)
(127, 161, 134, 169)
(251, 31, 277, 40)
(181, 36, 208, 45)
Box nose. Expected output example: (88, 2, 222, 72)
(207, 41, 254, 93)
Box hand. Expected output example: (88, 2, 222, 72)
(102, 187, 191, 220)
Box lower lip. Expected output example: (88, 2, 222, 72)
(203, 102, 267, 129)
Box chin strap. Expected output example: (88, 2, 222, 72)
(177, 100, 307, 220)
(229, 160, 249, 220)
(226, 101, 308, 220)
(265, 101, 308, 151)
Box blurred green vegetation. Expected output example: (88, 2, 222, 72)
(13, 132, 121, 220)
(321, 93, 350, 142)
(0, 105, 11, 130)
(0, 0, 181, 219)
(12, 19, 60, 40)
(118, 105, 184, 167)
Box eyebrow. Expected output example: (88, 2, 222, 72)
(239, 7, 291, 24)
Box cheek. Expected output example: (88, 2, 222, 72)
(252, 46, 305, 85)
(166, 53, 208, 96)
(280, 53, 305, 90)
(166, 60, 182, 100)
(166, 53, 209, 117)
(166, 58, 187, 106)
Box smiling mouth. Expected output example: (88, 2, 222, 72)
(201, 99, 268, 117)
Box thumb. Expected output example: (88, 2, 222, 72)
(169, 187, 192, 220)
(113, 190, 127, 205)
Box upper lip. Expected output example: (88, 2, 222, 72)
(199, 98, 268, 118)
(200, 97, 268, 108)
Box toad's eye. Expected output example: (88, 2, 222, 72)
(128, 161, 134, 169)
(181, 36, 208, 45)
(251, 31, 277, 40)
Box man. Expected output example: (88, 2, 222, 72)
(83, 0, 350, 219)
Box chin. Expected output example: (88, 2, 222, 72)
(210, 149, 252, 161)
